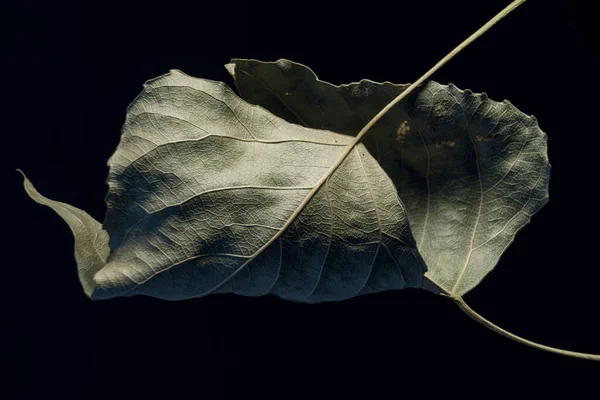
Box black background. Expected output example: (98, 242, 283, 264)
(4, 0, 600, 398)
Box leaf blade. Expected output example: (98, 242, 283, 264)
(91, 70, 424, 301)
(227, 59, 550, 296)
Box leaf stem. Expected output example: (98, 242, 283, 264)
(452, 296, 600, 361)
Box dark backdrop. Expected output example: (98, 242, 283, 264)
(4, 0, 599, 398)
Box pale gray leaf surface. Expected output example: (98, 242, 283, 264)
(22, 70, 425, 302)
(227, 59, 550, 296)
(18, 170, 110, 297)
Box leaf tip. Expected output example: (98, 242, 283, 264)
(224, 63, 236, 78)
(16, 168, 27, 185)
(17, 169, 39, 201)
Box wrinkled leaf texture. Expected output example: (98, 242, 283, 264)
(226, 59, 550, 296)
(22, 69, 426, 302)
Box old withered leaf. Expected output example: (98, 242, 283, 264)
(227, 59, 550, 296)
(21, 70, 425, 302)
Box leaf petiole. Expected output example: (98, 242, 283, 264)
(452, 296, 600, 362)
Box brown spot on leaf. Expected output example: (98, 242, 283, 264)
(435, 100, 451, 118)
(435, 140, 456, 149)
(396, 120, 411, 144)
(475, 135, 493, 142)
